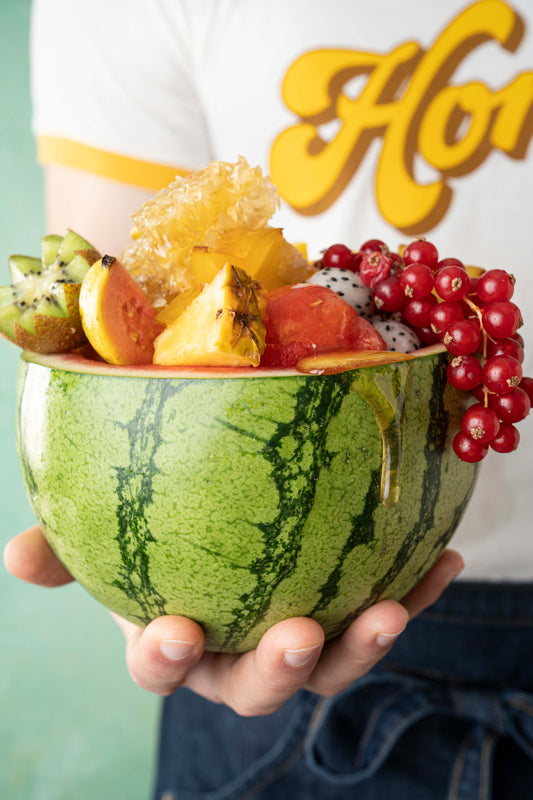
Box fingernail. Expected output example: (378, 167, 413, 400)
(159, 639, 196, 662)
(283, 645, 321, 667)
(376, 630, 404, 648)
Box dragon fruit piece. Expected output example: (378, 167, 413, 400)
(307, 267, 374, 319)
(371, 317, 422, 353)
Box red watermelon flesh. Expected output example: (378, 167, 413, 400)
(261, 284, 385, 367)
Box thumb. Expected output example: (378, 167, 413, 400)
(3, 525, 73, 587)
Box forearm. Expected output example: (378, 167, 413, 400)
(44, 165, 155, 255)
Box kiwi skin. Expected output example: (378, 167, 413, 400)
(0, 230, 100, 354)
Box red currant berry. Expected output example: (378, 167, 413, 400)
(403, 294, 438, 328)
(447, 355, 483, 391)
(490, 422, 520, 453)
(481, 301, 522, 339)
(461, 403, 500, 443)
(359, 238, 389, 254)
(458, 298, 480, 323)
(453, 431, 488, 462)
(467, 276, 481, 298)
(519, 376, 533, 405)
(434, 265, 471, 301)
(482, 355, 523, 395)
(402, 239, 439, 270)
(399, 263, 435, 299)
(322, 244, 359, 271)
(511, 331, 525, 348)
(388, 252, 405, 272)
(443, 320, 482, 356)
(476, 269, 515, 303)
(437, 257, 465, 270)
(416, 325, 441, 345)
(373, 275, 406, 313)
(486, 337, 524, 364)
(359, 251, 394, 288)
(350, 252, 363, 272)
(429, 301, 464, 339)
(472, 383, 489, 403)
(490, 387, 531, 423)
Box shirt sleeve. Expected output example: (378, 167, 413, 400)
(30, 0, 214, 188)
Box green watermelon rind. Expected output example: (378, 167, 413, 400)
(16, 348, 478, 652)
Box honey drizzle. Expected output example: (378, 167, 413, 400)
(349, 361, 414, 507)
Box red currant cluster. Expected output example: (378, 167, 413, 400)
(316, 239, 531, 464)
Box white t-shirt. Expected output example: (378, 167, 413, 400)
(31, 0, 533, 580)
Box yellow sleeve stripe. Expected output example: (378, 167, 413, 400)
(36, 135, 191, 189)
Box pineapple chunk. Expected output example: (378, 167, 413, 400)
(214, 227, 284, 288)
(189, 229, 314, 293)
(190, 228, 285, 291)
(191, 248, 231, 285)
(153, 264, 267, 366)
(155, 286, 201, 325)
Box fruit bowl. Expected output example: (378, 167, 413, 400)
(16, 346, 478, 653)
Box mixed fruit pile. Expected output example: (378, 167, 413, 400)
(0, 158, 530, 464)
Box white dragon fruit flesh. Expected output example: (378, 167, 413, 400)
(371, 317, 422, 353)
(307, 267, 374, 319)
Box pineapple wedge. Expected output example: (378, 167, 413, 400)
(155, 286, 201, 325)
(189, 228, 314, 291)
(190, 248, 230, 285)
(190, 228, 285, 290)
(153, 264, 267, 366)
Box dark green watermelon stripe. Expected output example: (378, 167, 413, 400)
(311, 467, 381, 614)
(221, 375, 352, 648)
(412, 464, 479, 584)
(335, 357, 452, 628)
(307, 363, 413, 614)
(111, 379, 191, 623)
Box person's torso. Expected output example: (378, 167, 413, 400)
(32, 0, 533, 579)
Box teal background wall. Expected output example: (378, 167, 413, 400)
(0, 2, 160, 798)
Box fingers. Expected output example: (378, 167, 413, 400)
(112, 613, 324, 708)
(184, 617, 325, 716)
(305, 599, 409, 696)
(113, 550, 464, 705)
(3, 525, 73, 587)
(400, 548, 464, 618)
(304, 548, 464, 697)
(5, 529, 463, 712)
(112, 613, 206, 696)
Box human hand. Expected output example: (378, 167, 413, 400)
(4, 525, 463, 715)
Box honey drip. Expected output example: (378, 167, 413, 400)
(350, 361, 414, 507)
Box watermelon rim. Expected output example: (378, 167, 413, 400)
(20, 343, 447, 379)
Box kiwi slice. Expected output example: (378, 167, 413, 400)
(0, 230, 100, 353)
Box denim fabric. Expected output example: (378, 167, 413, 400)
(153, 582, 533, 800)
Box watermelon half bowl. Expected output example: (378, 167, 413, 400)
(16, 346, 478, 653)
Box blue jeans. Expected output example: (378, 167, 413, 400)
(153, 582, 533, 799)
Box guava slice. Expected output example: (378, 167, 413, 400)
(79, 255, 165, 365)
(0, 230, 100, 353)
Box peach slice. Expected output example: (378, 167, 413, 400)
(296, 349, 415, 375)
